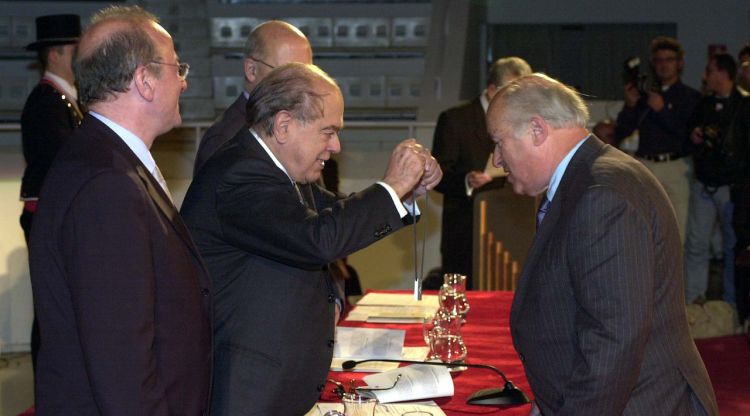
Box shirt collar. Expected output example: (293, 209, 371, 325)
(43, 71, 77, 102)
(546, 135, 589, 202)
(89, 111, 157, 175)
(250, 129, 295, 184)
(480, 90, 490, 113)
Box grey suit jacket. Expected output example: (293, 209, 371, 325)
(30, 115, 212, 415)
(181, 128, 408, 415)
(511, 136, 718, 415)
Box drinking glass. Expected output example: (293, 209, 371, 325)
(429, 331, 467, 364)
(342, 394, 377, 416)
(443, 274, 470, 318)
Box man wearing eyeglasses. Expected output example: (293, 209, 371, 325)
(29, 6, 211, 415)
(193, 20, 312, 174)
(181, 63, 442, 415)
(615, 36, 701, 243)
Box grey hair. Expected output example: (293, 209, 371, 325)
(497, 73, 589, 136)
(246, 63, 340, 137)
(74, 5, 160, 106)
(488, 57, 532, 87)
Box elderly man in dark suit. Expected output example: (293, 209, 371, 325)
(432, 57, 531, 285)
(488, 73, 718, 415)
(193, 20, 312, 174)
(181, 63, 441, 415)
(29, 6, 211, 415)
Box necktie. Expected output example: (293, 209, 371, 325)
(536, 196, 551, 229)
(152, 165, 174, 203)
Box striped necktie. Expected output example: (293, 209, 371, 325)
(536, 196, 551, 230)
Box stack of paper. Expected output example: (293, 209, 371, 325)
(363, 364, 454, 404)
(330, 327, 429, 372)
(347, 293, 440, 323)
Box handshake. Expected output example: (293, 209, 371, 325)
(382, 139, 443, 200)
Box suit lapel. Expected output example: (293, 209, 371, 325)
(87, 116, 210, 278)
(512, 136, 606, 322)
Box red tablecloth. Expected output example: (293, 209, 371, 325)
(326, 291, 533, 415)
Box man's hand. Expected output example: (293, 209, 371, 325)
(690, 127, 704, 145)
(647, 91, 665, 112)
(382, 139, 430, 198)
(467, 171, 492, 189)
(412, 152, 442, 198)
(623, 83, 640, 107)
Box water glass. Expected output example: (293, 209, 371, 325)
(342, 394, 377, 416)
(429, 332, 467, 363)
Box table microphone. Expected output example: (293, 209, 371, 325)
(340, 359, 529, 406)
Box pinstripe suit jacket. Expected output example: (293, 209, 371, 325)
(510, 136, 718, 415)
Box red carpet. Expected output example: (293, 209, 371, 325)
(695, 335, 750, 415)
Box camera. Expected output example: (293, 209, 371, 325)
(622, 56, 660, 95)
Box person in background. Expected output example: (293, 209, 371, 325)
(432, 56, 531, 287)
(685, 52, 750, 308)
(615, 36, 701, 243)
(181, 63, 441, 415)
(736, 43, 750, 93)
(489, 73, 717, 415)
(193, 20, 312, 174)
(29, 6, 211, 414)
(19, 13, 82, 373)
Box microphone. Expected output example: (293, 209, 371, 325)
(340, 359, 529, 406)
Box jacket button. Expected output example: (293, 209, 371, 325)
(200, 288, 210, 296)
(317, 383, 325, 392)
(518, 353, 525, 363)
(328, 339, 335, 347)
(328, 294, 335, 303)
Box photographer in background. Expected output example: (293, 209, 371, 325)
(738, 44, 750, 94)
(615, 36, 701, 243)
(685, 52, 750, 310)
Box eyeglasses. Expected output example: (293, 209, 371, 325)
(250, 56, 276, 69)
(149, 61, 190, 79)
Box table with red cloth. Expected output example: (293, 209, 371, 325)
(323, 291, 534, 415)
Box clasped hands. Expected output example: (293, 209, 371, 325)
(382, 139, 443, 200)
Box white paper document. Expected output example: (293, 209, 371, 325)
(333, 327, 405, 360)
(362, 364, 454, 404)
(305, 401, 446, 416)
(346, 293, 439, 323)
(356, 293, 439, 308)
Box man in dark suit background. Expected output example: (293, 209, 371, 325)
(181, 63, 442, 415)
(19, 13, 82, 372)
(488, 74, 718, 415)
(432, 57, 531, 285)
(193, 20, 312, 174)
(30, 6, 211, 415)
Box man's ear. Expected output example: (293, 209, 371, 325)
(133, 66, 156, 102)
(272, 110, 292, 143)
(529, 116, 548, 146)
(244, 58, 257, 84)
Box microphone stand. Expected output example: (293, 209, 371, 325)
(341, 359, 529, 406)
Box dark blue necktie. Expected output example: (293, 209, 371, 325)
(536, 196, 551, 230)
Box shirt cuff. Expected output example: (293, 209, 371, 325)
(376, 181, 421, 218)
(465, 174, 473, 197)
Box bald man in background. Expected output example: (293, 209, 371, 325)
(193, 20, 312, 174)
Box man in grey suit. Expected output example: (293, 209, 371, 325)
(487, 73, 718, 415)
(181, 63, 441, 415)
(193, 20, 312, 174)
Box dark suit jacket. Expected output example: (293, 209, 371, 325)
(510, 137, 718, 415)
(193, 93, 247, 175)
(181, 128, 407, 415)
(21, 80, 82, 200)
(29, 115, 212, 416)
(432, 97, 496, 280)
